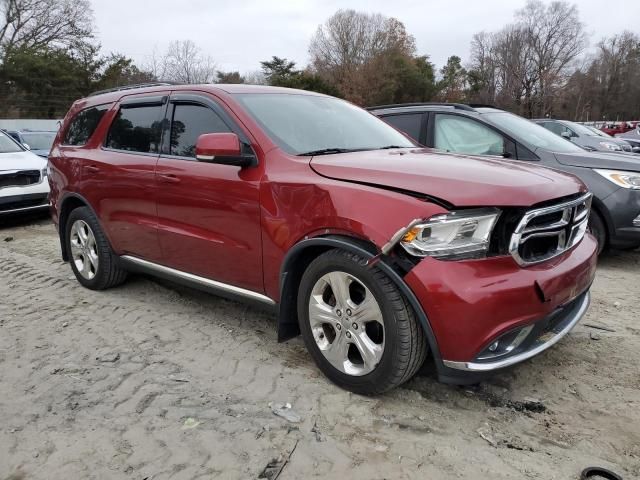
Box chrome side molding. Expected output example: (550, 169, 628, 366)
(120, 255, 276, 305)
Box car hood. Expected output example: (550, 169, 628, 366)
(0, 151, 46, 171)
(310, 148, 586, 207)
(30, 149, 50, 158)
(554, 151, 640, 172)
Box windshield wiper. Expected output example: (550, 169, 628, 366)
(378, 145, 408, 150)
(297, 148, 355, 156)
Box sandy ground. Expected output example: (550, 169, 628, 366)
(0, 214, 638, 480)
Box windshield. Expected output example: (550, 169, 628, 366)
(234, 93, 414, 155)
(20, 132, 56, 150)
(586, 126, 610, 138)
(0, 131, 24, 154)
(483, 112, 586, 154)
(564, 121, 600, 137)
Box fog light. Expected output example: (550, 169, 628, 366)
(477, 325, 535, 360)
(634, 214, 640, 227)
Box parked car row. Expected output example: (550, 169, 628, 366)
(47, 84, 600, 394)
(534, 118, 637, 153)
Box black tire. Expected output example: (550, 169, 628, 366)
(65, 206, 127, 290)
(588, 210, 607, 255)
(297, 249, 428, 395)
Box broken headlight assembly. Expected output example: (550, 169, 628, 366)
(400, 208, 501, 260)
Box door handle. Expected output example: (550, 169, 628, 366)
(84, 165, 99, 174)
(158, 173, 180, 184)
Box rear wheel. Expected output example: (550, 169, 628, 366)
(66, 207, 127, 290)
(588, 210, 607, 255)
(298, 249, 427, 395)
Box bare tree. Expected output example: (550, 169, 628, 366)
(0, 0, 93, 59)
(150, 40, 216, 84)
(517, 0, 587, 115)
(309, 9, 416, 104)
(468, 0, 586, 117)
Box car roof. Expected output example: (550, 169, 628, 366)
(78, 83, 327, 109)
(368, 103, 506, 116)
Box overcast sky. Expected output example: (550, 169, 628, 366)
(89, 0, 640, 74)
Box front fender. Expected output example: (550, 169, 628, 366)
(276, 236, 445, 377)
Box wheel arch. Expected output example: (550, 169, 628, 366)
(277, 235, 443, 369)
(57, 193, 100, 261)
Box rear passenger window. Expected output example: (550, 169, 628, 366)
(170, 104, 231, 157)
(63, 105, 109, 145)
(383, 114, 423, 142)
(106, 105, 163, 153)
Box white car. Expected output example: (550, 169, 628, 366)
(0, 130, 50, 215)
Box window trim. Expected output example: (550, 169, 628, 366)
(61, 103, 111, 147)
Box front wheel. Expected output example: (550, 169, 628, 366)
(297, 249, 428, 395)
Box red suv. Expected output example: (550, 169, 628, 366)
(48, 84, 597, 394)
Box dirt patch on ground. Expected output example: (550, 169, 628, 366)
(1, 216, 638, 479)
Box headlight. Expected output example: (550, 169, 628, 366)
(400, 208, 500, 259)
(599, 141, 622, 151)
(594, 169, 640, 189)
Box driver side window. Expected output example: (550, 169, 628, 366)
(434, 114, 505, 156)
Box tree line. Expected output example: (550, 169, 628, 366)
(1, 0, 639, 121)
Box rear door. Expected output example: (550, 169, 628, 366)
(154, 92, 263, 292)
(81, 92, 167, 262)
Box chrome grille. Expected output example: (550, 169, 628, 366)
(509, 193, 592, 266)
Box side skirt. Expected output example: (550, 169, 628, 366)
(119, 255, 276, 308)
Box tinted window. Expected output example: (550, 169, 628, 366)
(106, 105, 163, 153)
(383, 114, 423, 142)
(63, 105, 108, 145)
(170, 104, 231, 157)
(434, 114, 505, 156)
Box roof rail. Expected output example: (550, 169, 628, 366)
(366, 102, 477, 112)
(467, 103, 500, 109)
(88, 82, 181, 97)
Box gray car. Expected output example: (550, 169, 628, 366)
(615, 126, 640, 151)
(534, 119, 634, 154)
(369, 103, 640, 253)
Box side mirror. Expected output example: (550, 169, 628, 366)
(195, 133, 256, 168)
(561, 131, 572, 140)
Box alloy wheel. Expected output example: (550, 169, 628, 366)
(308, 271, 385, 376)
(69, 219, 99, 280)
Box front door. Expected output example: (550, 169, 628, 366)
(155, 93, 263, 293)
